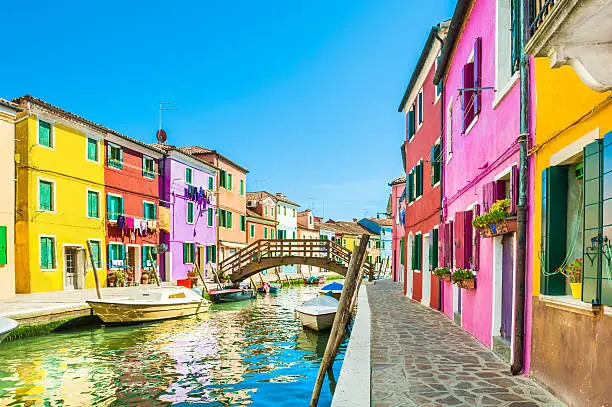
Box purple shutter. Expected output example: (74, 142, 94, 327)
(454, 212, 465, 269)
(464, 210, 473, 269)
(509, 165, 519, 214)
(494, 180, 506, 202)
(474, 37, 482, 115)
(462, 62, 475, 133)
(473, 205, 480, 270)
(448, 219, 454, 268)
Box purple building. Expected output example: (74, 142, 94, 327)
(154, 144, 217, 282)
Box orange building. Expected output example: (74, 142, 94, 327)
(245, 192, 278, 243)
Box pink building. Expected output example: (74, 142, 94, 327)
(389, 176, 406, 284)
(434, 0, 527, 370)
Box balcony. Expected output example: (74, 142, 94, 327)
(526, 0, 612, 91)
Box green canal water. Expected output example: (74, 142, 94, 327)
(0, 285, 347, 406)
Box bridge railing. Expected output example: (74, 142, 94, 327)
(219, 239, 372, 277)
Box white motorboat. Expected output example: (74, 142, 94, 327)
(318, 281, 343, 300)
(87, 286, 211, 324)
(0, 316, 18, 343)
(295, 295, 339, 331)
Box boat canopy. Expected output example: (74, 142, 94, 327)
(320, 282, 343, 292)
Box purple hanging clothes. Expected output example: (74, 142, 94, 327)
(117, 215, 126, 230)
(140, 220, 148, 236)
(126, 217, 134, 230)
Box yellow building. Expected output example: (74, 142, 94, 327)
(14, 96, 107, 293)
(528, 59, 612, 405)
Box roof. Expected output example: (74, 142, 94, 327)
(178, 146, 249, 173)
(434, 1, 472, 85)
(327, 221, 372, 236)
(149, 143, 219, 170)
(367, 217, 393, 227)
(13, 95, 164, 154)
(273, 192, 299, 207)
(246, 191, 276, 202)
(389, 176, 406, 186)
(0, 98, 21, 111)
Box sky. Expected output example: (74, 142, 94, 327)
(1, 0, 455, 221)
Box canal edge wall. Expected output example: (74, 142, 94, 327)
(331, 283, 371, 407)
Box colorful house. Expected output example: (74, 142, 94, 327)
(245, 191, 278, 244)
(0, 99, 20, 300)
(398, 21, 448, 308)
(389, 176, 406, 283)
(525, 1, 612, 404)
(434, 0, 523, 363)
(13, 96, 107, 292)
(297, 210, 322, 275)
(274, 192, 299, 274)
(104, 128, 163, 286)
(154, 144, 217, 281)
(180, 147, 248, 262)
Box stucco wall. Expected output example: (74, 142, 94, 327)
(0, 108, 16, 299)
(391, 182, 405, 282)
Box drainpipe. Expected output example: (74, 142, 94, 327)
(511, 0, 530, 376)
(435, 29, 444, 312)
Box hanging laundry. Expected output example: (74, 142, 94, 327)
(140, 220, 148, 236)
(126, 217, 135, 230)
(147, 220, 155, 231)
(117, 215, 126, 230)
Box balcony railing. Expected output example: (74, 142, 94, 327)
(529, 0, 558, 37)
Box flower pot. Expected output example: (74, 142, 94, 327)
(570, 282, 582, 299)
(478, 218, 517, 238)
(455, 279, 476, 289)
(441, 274, 451, 282)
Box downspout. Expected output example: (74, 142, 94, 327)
(512, 0, 530, 375)
(435, 30, 444, 312)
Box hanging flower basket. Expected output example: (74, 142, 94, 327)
(451, 269, 476, 290)
(433, 267, 452, 282)
(478, 218, 517, 238)
(455, 279, 476, 289)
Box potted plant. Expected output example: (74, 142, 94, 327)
(559, 258, 582, 299)
(434, 266, 452, 282)
(451, 268, 476, 289)
(107, 271, 117, 287)
(115, 270, 127, 287)
(141, 272, 150, 285)
(472, 199, 517, 238)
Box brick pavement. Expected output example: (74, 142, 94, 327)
(368, 280, 564, 407)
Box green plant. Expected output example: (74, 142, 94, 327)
(558, 258, 582, 283)
(115, 270, 127, 284)
(472, 199, 511, 229)
(433, 267, 451, 278)
(451, 268, 475, 283)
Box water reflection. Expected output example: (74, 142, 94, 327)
(0, 285, 346, 406)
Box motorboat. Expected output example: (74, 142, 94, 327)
(295, 295, 339, 331)
(318, 281, 343, 300)
(208, 288, 256, 303)
(0, 316, 18, 343)
(257, 283, 280, 294)
(87, 286, 211, 324)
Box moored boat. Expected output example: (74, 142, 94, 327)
(257, 283, 280, 294)
(318, 281, 343, 300)
(295, 295, 339, 331)
(87, 286, 211, 324)
(0, 317, 18, 343)
(208, 288, 256, 303)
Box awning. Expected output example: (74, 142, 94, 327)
(220, 241, 247, 249)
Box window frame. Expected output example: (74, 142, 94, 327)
(249, 223, 255, 238)
(207, 207, 214, 227)
(107, 143, 123, 170)
(88, 239, 103, 268)
(208, 176, 214, 190)
(86, 188, 101, 219)
(38, 177, 56, 213)
(143, 156, 156, 179)
(39, 234, 57, 270)
(185, 167, 193, 185)
(239, 179, 244, 196)
(106, 193, 124, 221)
(183, 242, 195, 264)
(186, 201, 195, 224)
(108, 242, 125, 269)
(143, 200, 157, 220)
(86, 137, 100, 163)
(37, 118, 54, 150)
(142, 244, 157, 268)
(417, 88, 424, 128)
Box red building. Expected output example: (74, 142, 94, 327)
(389, 177, 406, 284)
(104, 133, 164, 285)
(397, 22, 448, 308)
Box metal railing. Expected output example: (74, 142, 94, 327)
(529, 0, 558, 36)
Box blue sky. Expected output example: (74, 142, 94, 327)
(2, 0, 455, 220)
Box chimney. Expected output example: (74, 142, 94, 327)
(352, 218, 357, 222)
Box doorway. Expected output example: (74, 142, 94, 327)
(500, 234, 514, 342)
(421, 234, 431, 306)
(64, 247, 79, 290)
(126, 245, 140, 285)
(197, 246, 205, 274)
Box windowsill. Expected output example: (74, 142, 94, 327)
(38, 209, 56, 214)
(492, 72, 520, 110)
(432, 181, 441, 188)
(37, 144, 55, 151)
(41, 268, 57, 272)
(539, 294, 602, 317)
(463, 115, 479, 136)
(86, 215, 101, 220)
(86, 159, 101, 164)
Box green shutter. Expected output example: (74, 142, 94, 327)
(0, 226, 6, 265)
(39, 120, 51, 147)
(227, 212, 232, 228)
(432, 228, 439, 268)
(87, 138, 97, 161)
(240, 180, 244, 195)
(212, 245, 217, 263)
(208, 176, 214, 190)
(39, 181, 52, 210)
(540, 166, 568, 295)
(408, 109, 415, 140)
(264, 228, 268, 239)
(183, 243, 188, 264)
(227, 173, 232, 190)
(208, 208, 213, 226)
(400, 238, 405, 265)
(187, 202, 194, 223)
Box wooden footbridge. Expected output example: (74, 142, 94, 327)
(219, 239, 374, 283)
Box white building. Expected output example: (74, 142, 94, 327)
(274, 192, 299, 273)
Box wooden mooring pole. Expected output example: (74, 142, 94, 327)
(86, 241, 102, 300)
(309, 234, 370, 407)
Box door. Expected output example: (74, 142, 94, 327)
(197, 246, 205, 273)
(501, 235, 514, 342)
(64, 247, 78, 290)
(127, 246, 138, 284)
(421, 235, 431, 306)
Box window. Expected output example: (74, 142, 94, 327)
(183, 242, 195, 264)
(108, 144, 123, 169)
(227, 173, 233, 190)
(142, 246, 156, 267)
(144, 201, 156, 220)
(87, 138, 98, 161)
(107, 194, 124, 220)
(292, 208, 296, 217)
(376, 241, 380, 249)
(218, 210, 232, 229)
(435, 54, 443, 99)
(240, 180, 244, 196)
(292, 231, 296, 239)
(446, 101, 453, 162)
(416, 161, 423, 198)
(368, 255, 372, 263)
(368, 241, 371, 248)
(208, 176, 214, 190)
(417, 89, 423, 126)
(250, 224, 255, 238)
(412, 234, 422, 270)
(0, 226, 6, 265)
(431, 143, 442, 185)
(143, 157, 155, 179)
(88, 240, 102, 268)
(187, 201, 194, 224)
(40, 236, 56, 269)
(343, 239, 346, 247)
(462, 38, 481, 133)
(264, 228, 268, 239)
(207, 245, 217, 263)
(407, 107, 415, 141)
(240, 215, 246, 231)
(38, 120, 52, 148)
(284, 206, 287, 216)
(220, 170, 227, 188)
(271, 208, 275, 217)
(87, 190, 100, 218)
(39, 180, 54, 211)
(108, 243, 124, 266)
(185, 167, 193, 184)
(208, 207, 214, 226)
(264, 206, 268, 216)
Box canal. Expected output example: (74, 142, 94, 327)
(0, 285, 347, 406)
